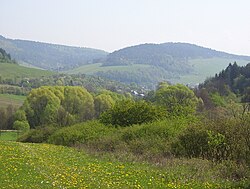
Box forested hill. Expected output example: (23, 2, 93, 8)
(0, 35, 108, 71)
(200, 62, 250, 99)
(104, 43, 250, 67)
(0, 48, 16, 64)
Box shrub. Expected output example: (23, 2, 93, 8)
(48, 121, 113, 146)
(100, 99, 165, 127)
(18, 125, 57, 143)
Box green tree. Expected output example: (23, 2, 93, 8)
(94, 94, 115, 117)
(155, 84, 199, 116)
(13, 120, 30, 132)
(62, 86, 94, 122)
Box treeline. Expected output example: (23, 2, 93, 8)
(0, 48, 16, 64)
(197, 62, 250, 110)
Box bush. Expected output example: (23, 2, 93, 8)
(48, 121, 114, 146)
(171, 125, 209, 158)
(18, 125, 57, 143)
(100, 99, 165, 127)
(172, 115, 250, 164)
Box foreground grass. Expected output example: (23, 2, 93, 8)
(0, 141, 248, 188)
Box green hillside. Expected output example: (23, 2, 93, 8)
(0, 35, 108, 71)
(0, 63, 53, 80)
(173, 57, 250, 85)
(0, 141, 246, 188)
(65, 43, 250, 87)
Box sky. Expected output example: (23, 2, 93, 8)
(1, 0, 250, 55)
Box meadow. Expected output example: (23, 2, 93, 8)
(0, 131, 18, 141)
(65, 58, 250, 86)
(65, 63, 151, 75)
(172, 58, 249, 85)
(0, 63, 53, 80)
(0, 140, 248, 189)
(0, 94, 26, 108)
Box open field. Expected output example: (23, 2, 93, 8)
(0, 63, 53, 80)
(0, 131, 18, 141)
(65, 58, 250, 86)
(65, 63, 151, 75)
(0, 94, 26, 108)
(173, 58, 250, 85)
(0, 141, 248, 188)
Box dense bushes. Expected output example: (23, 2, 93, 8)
(100, 99, 165, 126)
(18, 125, 57, 143)
(172, 115, 250, 164)
(47, 119, 189, 158)
(48, 121, 114, 146)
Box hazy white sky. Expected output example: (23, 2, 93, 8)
(1, 0, 250, 54)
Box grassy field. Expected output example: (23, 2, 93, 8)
(65, 58, 250, 86)
(0, 94, 26, 108)
(0, 141, 248, 188)
(0, 131, 18, 141)
(172, 58, 250, 85)
(65, 63, 151, 75)
(0, 63, 53, 80)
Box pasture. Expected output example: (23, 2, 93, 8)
(0, 141, 248, 188)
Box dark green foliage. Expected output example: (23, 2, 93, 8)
(0, 48, 16, 64)
(172, 125, 209, 158)
(200, 62, 250, 101)
(0, 105, 16, 130)
(100, 99, 165, 126)
(18, 125, 57, 143)
(172, 116, 250, 164)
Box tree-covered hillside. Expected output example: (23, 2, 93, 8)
(104, 43, 250, 67)
(0, 48, 16, 64)
(0, 35, 108, 71)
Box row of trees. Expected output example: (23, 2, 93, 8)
(14, 83, 199, 130)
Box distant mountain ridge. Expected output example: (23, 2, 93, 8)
(0, 35, 108, 71)
(104, 42, 250, 67)
(1, 35, 250, 87)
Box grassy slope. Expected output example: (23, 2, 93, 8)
(0, 94, 26, 108)
(173, 58, 250, 84)
(65, 58, 250, 85)
(65, 63, 151, 75)
(0, 141, 248, 189)
(0, 63, 53, 79)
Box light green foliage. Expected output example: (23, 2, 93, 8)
(14, 109, 27, 121)
(100, 99, 165, 126)
(20, 86, 94, 128)
(155, 83, 199, 116)
(13, 120, 30, 132)
(210, 92, 226, 107)
(94, 94, 115, 117)
(63, 86, 94, 121)
(24, 87, 61, 127)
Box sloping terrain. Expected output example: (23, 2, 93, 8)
(0, 141, 245, 188)
(67, 43, 250, 87)
(0, 35, 107, 71)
